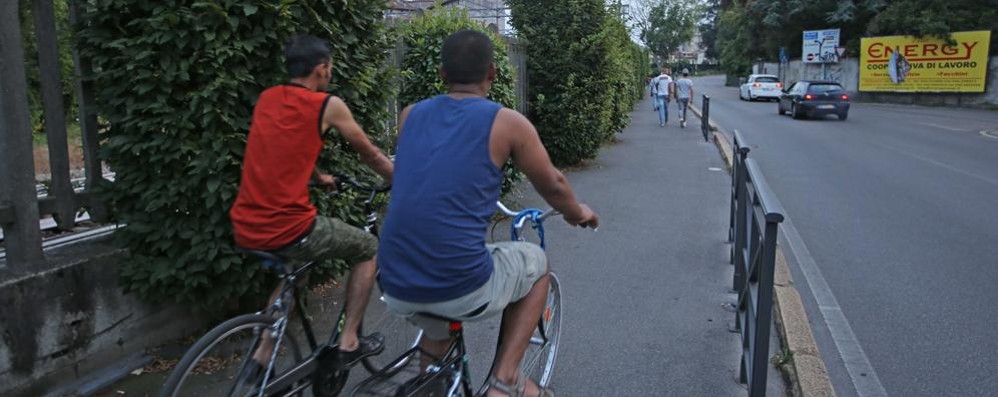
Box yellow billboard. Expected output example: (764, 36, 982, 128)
(859, 31, 991, 92)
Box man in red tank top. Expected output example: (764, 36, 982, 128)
(229, 35, 394, 372)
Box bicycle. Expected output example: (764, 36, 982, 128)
(160, 175, 421, 397)
(347, 201, 564, 397)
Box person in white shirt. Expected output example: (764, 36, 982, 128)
(650, 67, 673, 127)
(675, 68, 695, 128)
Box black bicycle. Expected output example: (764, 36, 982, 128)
(347, 202, 564, 397)
(160, 175, 421, 397)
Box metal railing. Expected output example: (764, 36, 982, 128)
(700, 94, 710, 142)
(0, 0, 107, 269)
(728, 130, 786, 397)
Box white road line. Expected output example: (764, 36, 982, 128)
(780, 215, 889, 397)
(918, 122, 969, 132)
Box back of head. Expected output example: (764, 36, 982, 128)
(284, 35, 330, 78)
(682, 68, 690, 77)
(441, 30, 494, 85)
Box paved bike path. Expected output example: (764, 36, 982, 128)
(456, 99, 786, 395)
(95, 99, 785, 396)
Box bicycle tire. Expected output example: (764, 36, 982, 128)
(523, 272, 562, 387)
(159, 313, 305, 397)
(480, 272, 562, 395)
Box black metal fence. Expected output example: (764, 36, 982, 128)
(0, 0, 107, 269)
(700, 94, 711, 142)
(728, 130, 786, 397)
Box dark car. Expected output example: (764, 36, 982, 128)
(778, 81, 850, 120)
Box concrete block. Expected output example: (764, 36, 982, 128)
(0, 237, 209, 396)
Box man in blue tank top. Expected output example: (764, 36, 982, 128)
(378, 30, 599, 396)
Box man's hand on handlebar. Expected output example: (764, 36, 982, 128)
(314, 173, 337, 191)
(564, 203, 599, 229)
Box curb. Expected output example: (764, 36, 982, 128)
(690, 104, 836, 397)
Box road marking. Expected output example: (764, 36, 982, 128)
(980, 130, 998, 141)
(780, 216, 889, 397)
(708, 167, 723, 172)
(918, 122, 968, 132)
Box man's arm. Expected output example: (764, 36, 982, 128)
(498, 109, 598, 228)
(323, 96, 394, 182)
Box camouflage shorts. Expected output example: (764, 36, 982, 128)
(274, 216, 377, 265)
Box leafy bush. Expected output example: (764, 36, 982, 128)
(508, 0, 644, 165)
(394, 7, 521, 194)
(80, 0, 393, 312)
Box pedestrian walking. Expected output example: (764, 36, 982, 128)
(675, 68, 694, 128)
(650, 67, 673, 127)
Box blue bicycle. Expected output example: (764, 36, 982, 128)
(348, 202, 564, 396)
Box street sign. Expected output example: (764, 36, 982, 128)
(802, 29, 840, 63)
(835, 46, 846, 58)
(779, 47, 789, 63)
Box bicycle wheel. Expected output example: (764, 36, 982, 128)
(160, 314, 305, 397)
(360, 292, 424, 377)
(521, 272, 562, 387)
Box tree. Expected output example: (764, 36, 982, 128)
(640, 0, 703, 61)
(699, 0, 720, 60)
(868, 0, 998, 49)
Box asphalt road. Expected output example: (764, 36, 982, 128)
(694, 75, 998, 396)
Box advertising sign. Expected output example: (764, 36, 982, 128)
(859, 31, 991, 92)
(802, 29, 840, 64)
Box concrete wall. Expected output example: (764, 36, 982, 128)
(0, 238, 208, 396)
(752, 55, 998, 107)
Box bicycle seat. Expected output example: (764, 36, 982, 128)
(412, 312, 464, 324)
(237, 248, 287, 270)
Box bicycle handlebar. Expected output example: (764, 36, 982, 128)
(497, 201, 559, 219)
(332, 174, 391, 193)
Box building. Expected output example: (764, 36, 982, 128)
(670, 31, 708, 64)
(386, 0, 512, 35)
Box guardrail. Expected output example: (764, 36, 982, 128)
(728, 130, 786, 397)
(700, 94, 711, 142)
(0, 0, 108, 269)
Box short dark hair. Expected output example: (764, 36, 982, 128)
(284, 35, 330, 78)
(441, 30, 494, 84)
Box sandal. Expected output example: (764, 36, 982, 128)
(486, 372, 554, 397)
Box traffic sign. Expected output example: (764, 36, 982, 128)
(802, 29, 840, 63)
(835, 46, 846, 58)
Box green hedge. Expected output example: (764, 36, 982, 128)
(80, 0, 393, 312)
(394, 7, 521, 194)
(508, 0, 644, 166)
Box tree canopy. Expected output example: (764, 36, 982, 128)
(711, 0, 998, 75)
(639, 0, 704, 61)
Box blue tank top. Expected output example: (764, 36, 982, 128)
(378, 95, 503, 303)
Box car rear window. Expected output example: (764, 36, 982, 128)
(809, 84, 844, 93)
(755, 77, 779, 83)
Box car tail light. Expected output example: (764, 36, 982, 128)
(776, 82, 782, 88)
(841, 94, 849, 101)
(753, 83, 761, 87)
(804, 94, 814, 100)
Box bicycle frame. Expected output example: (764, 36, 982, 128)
(352, 202, 559, 396)
(253, 177, 390, 396)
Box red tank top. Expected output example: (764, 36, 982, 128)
(230, 84, 330, 250)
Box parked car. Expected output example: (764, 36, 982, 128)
(778, 81, 850, 120)
(739, 74, 782, 101)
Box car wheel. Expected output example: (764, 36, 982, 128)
(837, 111, 848, 121)
(778, 103, 786, 115)
(791, 103, 804, 119)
